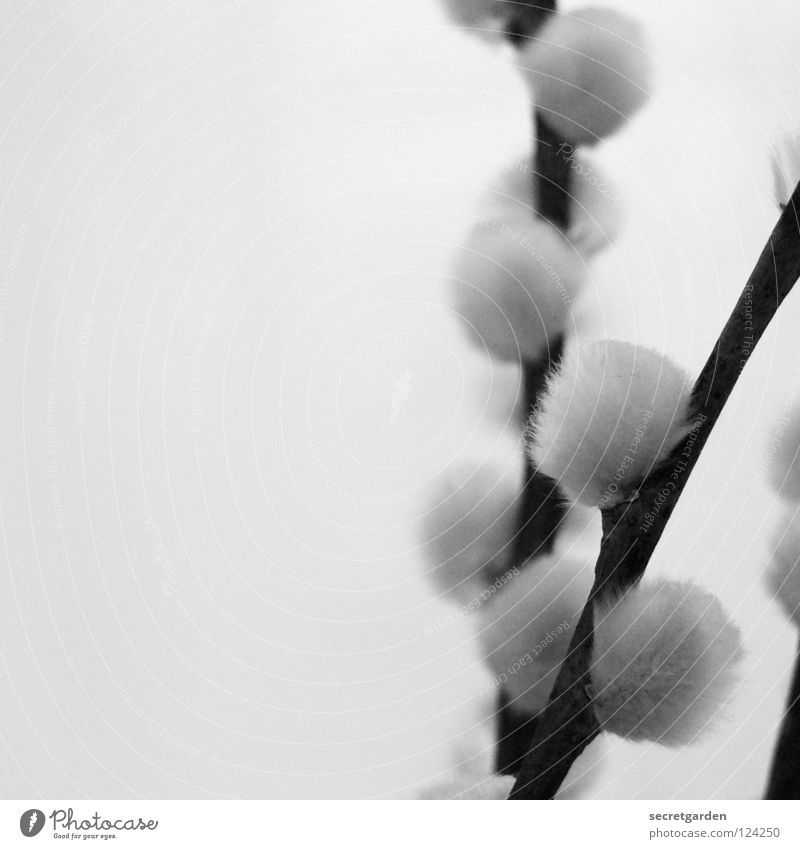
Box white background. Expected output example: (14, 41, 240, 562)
(2, 0, 800, 800)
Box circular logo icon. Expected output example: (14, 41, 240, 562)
(19, 809, 46, 837)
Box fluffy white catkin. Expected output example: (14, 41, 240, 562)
(479, 554, 593, 715)
(772, 129, 800, 209)
(766, 411, 800, 502)
(418, 773, 515, 800)
(518, 7, 652, 145)
(591, 579, 743, 746)
(452, 204, 586, 363)
(419, 431, 524, 607)
(768, 511, 800, 626)
(530, 340, 694, 507)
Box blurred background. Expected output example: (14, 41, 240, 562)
(1, 0, 800, 798)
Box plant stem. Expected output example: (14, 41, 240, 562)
(766, 640, 800, 798)
(509, 181, 800, 799)
(495, 7, 576, 775)
(496, 345, 565, 775)
(495, 690, 542, 775)
(505, 1, 557, 46)
(496, 342, 564, 774)
(504, 0, 571, 573)
(510, 340, 567, 567)
(511, 75, 575, 572)
(533, 114, 572, 229)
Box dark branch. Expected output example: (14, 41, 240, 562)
(494, 4, 577, 775)
(495, 690, 541, 775)
(510, 340, 568, 568)
(766, 640, 800, 798)
(504, 1, 557, 47)
(533, 114, 573, 229)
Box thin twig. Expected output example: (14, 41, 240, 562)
(510, 340, 567, 567)
(495, 689, 542, 775)
(496, 339, 565, 773)
(532, 115, 572, 229)
(509, 89, 575, 573)
(495, 4, 576, 774)
(509, 181, 800, 799)
(766, 640, 800, 798)
(505, 1, 557, 47)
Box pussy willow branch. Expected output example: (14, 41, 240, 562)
(496, 4, 575, 773)
(508, 114, 572, 570)
(508, 181, 800, 799)
(496, 339, 566, 776)
(766, 638, 800, 798)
